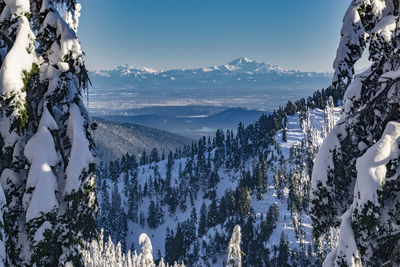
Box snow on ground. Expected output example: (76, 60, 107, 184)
(276, 108, 341, 154)
(261, 108, 341, 250)
(103, 107, 342, 260)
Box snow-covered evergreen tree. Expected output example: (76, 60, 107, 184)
(323, 96, 335, 134)
(137, 233, 155, 266)
(227, 225, 242, 267)
(0, 185, 6, 267)
(0, 0, 96, 264)
(82, 230, 186, 267)
(312, 1, 400, 265)
(0, 0, 37, 264)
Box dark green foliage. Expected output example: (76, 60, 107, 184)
(8, 63, 41, 133)
(99, 180, 112, 237)
(147, 200, 164, 229)
(207, 200, 218, 228)
(150, 148, 160, 163)
(235, 187, 253, 219)
(277, 231, 290, 267)
(198, 202, 207, 237)
(22, 63, 39, 92)
(262, 203, 280, 241)
(27, 213, 60, 266)
(164, 228, 175, 263)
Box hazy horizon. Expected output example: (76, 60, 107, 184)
(79, 0, 352, 73)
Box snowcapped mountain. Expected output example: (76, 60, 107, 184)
(92, 57, 328, 84)
(89, 57, 332, 113)
(91, 57, 330, 81)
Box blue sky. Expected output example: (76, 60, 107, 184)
(79, 0, 350, 72)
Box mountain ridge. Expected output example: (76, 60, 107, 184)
(89, 57, 333, 112)
(98, 107, 266, 139)
(92, 118, 193, 163)
(92, 57, 331, 78)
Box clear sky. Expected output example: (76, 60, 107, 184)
(78, 0, 351, 72)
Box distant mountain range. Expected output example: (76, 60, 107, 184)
(89, 57, 332, 113)
(98, 107, 266, 139)
(91, 57, 330, 88)
(92, 118, 192, 163)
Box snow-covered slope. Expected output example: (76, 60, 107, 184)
(92, 118, 192, 163)
(97, 105, 340, 266)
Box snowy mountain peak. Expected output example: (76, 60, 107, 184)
(225, 57, 284, 73)
(228, 57, 255, 65)
(135, 66, 158, 74)
(92, 57, 322, 78)
(90, 58, 332, 106)
(118, 65, 158, 75)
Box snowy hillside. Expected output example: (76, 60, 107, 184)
(92, 118, 192, 163)
(89, 57, 332, 113)
(96, 101, 341, 266)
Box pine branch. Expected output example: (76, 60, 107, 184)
(0, 31, 13, 50)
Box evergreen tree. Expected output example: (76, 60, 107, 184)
(99, 180, 112, 238)
(227, 225, 242, 267)
(147, 200, 164, 229)
(173, 223, 185, 262)
(235, 187, 253, 219)
(282, 114, 288, 142)
(127, 169, 139, 222)
(0, 1, 97, 265)
(261, 156, 268, 189)
(324, 96, 335, 134)
(262, 203, 280, 241)
(0, 1, 38, 264)
(277, 231, 290, 267)
(137, 233, 155, 266)
(150, 148, 160, 163)
(110, 182, 126, 247)
(166, 151, 173, 186)
(140, 150, 147, 165)
(255, 162, 265, 200)
(214, 129, 225, 168)
(82, 229, 186, 266)
(0, 186, 6, 266)
(312, 1, 400, 266)
(190, 207, 197, 234)
(164, 227, 174, 264)
(198, 202, 207, 237)
(207, 199, 218, 228)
